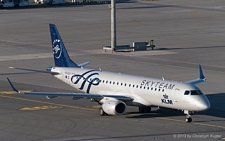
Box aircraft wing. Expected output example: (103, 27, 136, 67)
(184, 65, 206, 85)
(7, 78, 132, 101)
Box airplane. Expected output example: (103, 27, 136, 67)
(7, 24, 210, 123)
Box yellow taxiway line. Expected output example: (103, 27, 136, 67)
(20, 105, 63, 111)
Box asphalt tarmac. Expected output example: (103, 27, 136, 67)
(0, 0, 225, 140)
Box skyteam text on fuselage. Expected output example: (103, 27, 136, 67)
(7, 24, 210, 123)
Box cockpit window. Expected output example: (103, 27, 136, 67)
(184, 91, 190, 95)
(184, 90, 203, 95)
(190, 90, 203, 95)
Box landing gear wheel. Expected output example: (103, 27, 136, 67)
(184, 110, 192, 123)
(99, 108, 106, 116)
(139, 106, 151, 113)
(139, 107, 145, 113)
(146, 107, 151, 113)
(185, 117, 192, 123)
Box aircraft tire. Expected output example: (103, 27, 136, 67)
(139, 107, 151, 113)
(139, 107, 145, 113)
(146, 107, 151, 113)
(99, 108, 105, 116)
(185, 117, 192, 123)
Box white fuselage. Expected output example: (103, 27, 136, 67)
(51, 67, 210, 112)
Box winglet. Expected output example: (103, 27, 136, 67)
(184, 65, 206, 85)
(199, 65, 205, 80)
(7, 78, 20, 93)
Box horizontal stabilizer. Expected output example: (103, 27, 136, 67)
(9, 67, 59, 75)
(78, 62, 89, 68)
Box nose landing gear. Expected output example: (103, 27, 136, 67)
(186, 116, 192, 123)
(184, 110, 192, 123)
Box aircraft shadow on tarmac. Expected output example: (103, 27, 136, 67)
(125, 93, 225, 121)
(125, 108, 184, 119)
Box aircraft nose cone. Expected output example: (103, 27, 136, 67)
(198, 100, 210, 110)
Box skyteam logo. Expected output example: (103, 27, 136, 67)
(161, 94, 173, 105)
(52, 39, 62, 59)
(71, 70, 101, 93)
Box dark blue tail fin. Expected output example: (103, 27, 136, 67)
(49, 24, 79, 67)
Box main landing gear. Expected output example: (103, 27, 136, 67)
(184, 110, 192, 123)
(139, 106, 151, 113)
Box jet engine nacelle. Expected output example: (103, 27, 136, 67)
(101, 98, 126, 115)
(46, 96, 57, 99)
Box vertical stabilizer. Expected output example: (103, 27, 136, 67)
(49, 24, 79, 67)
